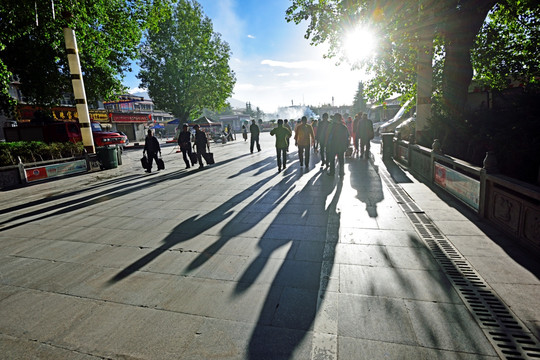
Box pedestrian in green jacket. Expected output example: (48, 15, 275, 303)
(270, 119, 292, 172)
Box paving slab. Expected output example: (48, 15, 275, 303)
(1, 136, 538, 359)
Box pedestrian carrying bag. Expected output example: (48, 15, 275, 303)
(141, 154, 148, 169)
(203, 152, 215, 164)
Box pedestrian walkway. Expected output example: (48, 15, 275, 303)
(0, 135, 538, 359)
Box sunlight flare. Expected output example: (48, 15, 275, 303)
(343, 26, 377, 62)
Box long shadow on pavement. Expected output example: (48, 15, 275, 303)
(185, 168, 301, 272)
(233, 171, 341, 359)
(107, 168, 286, 283)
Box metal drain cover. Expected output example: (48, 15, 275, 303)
(379, 167, 540, 359)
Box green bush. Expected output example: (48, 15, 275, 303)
(0, 141, 85, 167)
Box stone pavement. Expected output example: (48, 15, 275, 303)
(0, 135, 538, 359)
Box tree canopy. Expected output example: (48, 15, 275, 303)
(351, 81, 368, 116)
(137, 0, 236, 123)
(286, 0, 539, 116)
(0, 0, 171, 116)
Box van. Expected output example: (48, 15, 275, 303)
(379, 99, 415, 133)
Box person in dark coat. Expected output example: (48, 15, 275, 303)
(316, 113, 330, 170)
(325, 113, 350, 176)
(358, 113, 374, 158)
(178, 124, 195, 169)
(143, 129, 161, 173)
(193, 124, 209, 169)
(249, 119, 261, 153)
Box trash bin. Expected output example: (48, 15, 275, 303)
(97, 145, 118, 169)
(381, 133, 394, 160)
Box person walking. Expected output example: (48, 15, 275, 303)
(178, 124, 195, 169)
(242, 124, 248, 141)
(316, 112, 330, 170)
(325, 113, 350, 176)
(294, 116, 315, 167)
(270, 119, 292, 172)
(358, 113, 374, 158)
(352, 114, 361, 157)
(312, 119, 319, 153)
(193, 124, 209, 169)
(283, 119, 292, 152)
(249, 119, 261, 153)
(143, 129, 161, 173)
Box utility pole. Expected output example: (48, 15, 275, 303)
(63, 12, 95, 153)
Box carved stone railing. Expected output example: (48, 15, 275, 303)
(387, 136, 540, 253)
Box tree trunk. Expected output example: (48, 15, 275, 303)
(442, 0, 496, 117)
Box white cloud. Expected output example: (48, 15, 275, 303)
(261, 59, 322, 70)
(247, 34, 255, 39)
(128, 87, 147, 94)
(276, 73, 290, 77)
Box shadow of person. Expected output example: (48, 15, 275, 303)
(185, 171, 300, 272)
(227, 156, 275, 179)
(233, 172, 342, 359)
(108, 174, 278, 284)
(348, 157, 384, 218)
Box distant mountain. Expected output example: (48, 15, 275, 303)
(228, 98, 246, 109)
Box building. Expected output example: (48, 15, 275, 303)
(219, 114, 251, 132)
(103, 95, 174, 141)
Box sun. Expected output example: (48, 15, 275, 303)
(343, 26, 377, 62)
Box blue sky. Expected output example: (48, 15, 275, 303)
(124, 0, 369, 113)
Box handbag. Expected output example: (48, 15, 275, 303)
(189, 151, 198, 165)
(203, 152, 215, 164)
(141, 154, 148, 169)
(156, 158, 165, 170)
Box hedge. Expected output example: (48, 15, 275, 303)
(0, 141, 85, 167)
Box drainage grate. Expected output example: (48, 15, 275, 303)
(379, 168, 540, 360)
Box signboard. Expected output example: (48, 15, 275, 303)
(18, 105, 79, 123)
(110, 113, 150, 123)
(25, 160, 87, 183)
(89, 110, 109, 123)
(434, 162, 480, 211)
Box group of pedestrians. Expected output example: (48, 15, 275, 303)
(143, 113, 373, 175)
(268, 112, 374, 176)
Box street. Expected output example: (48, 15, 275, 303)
(0, 134, 539, 359)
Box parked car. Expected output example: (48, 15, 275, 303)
(395, 116, 416, 141)
(379, 99, 415, 133)
(115, 131, 129, 146)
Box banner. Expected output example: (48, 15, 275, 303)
(110, 113, 150, 123)
(434, 162, 480, 211)
(25, 160, 87, 183)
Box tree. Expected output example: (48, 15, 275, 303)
(0, 0, 170, 116)
(138, 0, 236, 123)
(351, 81, 368, 116)
(285, 0, 538, 118)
